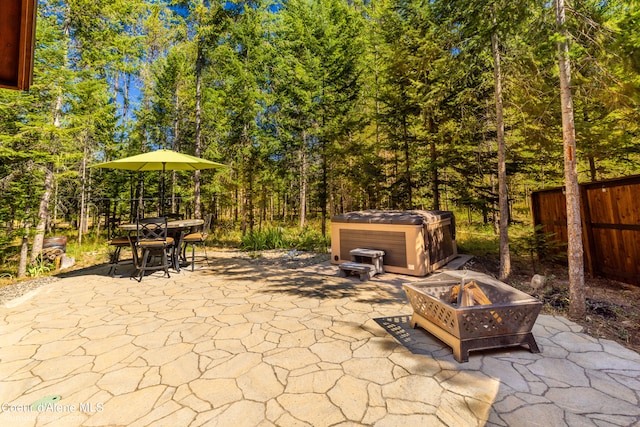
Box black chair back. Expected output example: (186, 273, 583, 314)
(137, 217, 168, 242)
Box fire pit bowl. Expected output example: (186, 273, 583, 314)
(403, 272, 542, 362)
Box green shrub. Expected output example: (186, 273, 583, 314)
(240, 227, 285, 251)
(288, 227, 330, 252)
(511, 224, 566, 272)
(27, 256, 51, 277)
(238, 226, 330, 252)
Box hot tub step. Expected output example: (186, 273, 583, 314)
(350, 248, 385, 274)
(338, 262, 377, 281)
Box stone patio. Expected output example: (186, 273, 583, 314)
(0, 255, 639, 426)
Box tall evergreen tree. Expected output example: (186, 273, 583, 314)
(556, 0, 586, 318)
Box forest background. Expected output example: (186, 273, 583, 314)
(1, 0, 639, 280)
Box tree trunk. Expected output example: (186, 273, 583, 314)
(194, 40, 204, 219)
(588, 156, 597, 182)
(492, 29, 511, 280)
(240, 186, 246, 235)
(53, 166, 59, 232)
(113, 71, 119, 115)
(283, 193, 287, 223)
(428, 117, 440, 210)
(123, 74, 130, 121)
(78, 136, 88, 244)
(247, 158, 254, 232)
(172, 86, 181, 214)
(139, 112, 147, 218)
(320, 140, 328, 237)
(18, 227, 29, 278)
(86, 151, 93, 234)
(299, 130, 308, 229)
(402, 115, 412, 209)
(491, 172, 498, 234)
(138, 176, 145, 220)
(556, 0, 586, 319)
(31, 162, 55, 264)
(32, 58, 66, 263)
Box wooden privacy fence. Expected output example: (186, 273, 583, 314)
(531, 174, 640, 286)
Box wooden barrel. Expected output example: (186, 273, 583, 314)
(43, 236, 67, 252)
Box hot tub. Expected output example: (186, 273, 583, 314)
(331, 210, 457, 276)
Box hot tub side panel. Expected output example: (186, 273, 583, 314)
(424, 218, 458, 271)
(330, 222, 428, 276)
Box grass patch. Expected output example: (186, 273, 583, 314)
(456, 223, 499, 256)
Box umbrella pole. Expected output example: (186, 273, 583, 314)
(158, 170, 162, 217)
(160, 163, 166, 217)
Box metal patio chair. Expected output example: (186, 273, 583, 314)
(182, 214, 212, 271)
(134, 217, 175, 281)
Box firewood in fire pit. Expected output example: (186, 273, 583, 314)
(449, 281, 491, 305)
(448, 281, 503, 323)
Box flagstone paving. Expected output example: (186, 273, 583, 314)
(1, 256, 639, 426)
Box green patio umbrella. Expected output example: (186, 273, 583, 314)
(92, 149, 226, 215)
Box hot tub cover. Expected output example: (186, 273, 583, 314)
(332, 210, 454, 226)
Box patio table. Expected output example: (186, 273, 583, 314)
(118, 218, 204, 232)
(119, 218, 204, 272)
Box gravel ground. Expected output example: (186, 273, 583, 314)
(0, 276, 61, 305)
(212, 248, 331, 269)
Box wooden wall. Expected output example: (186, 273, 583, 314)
(0, 0, 37, 91)
(531, 175, 640, 286)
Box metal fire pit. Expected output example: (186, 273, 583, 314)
(403, 272, 542, 362)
